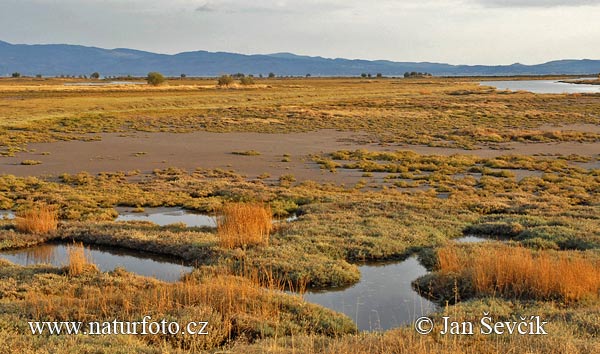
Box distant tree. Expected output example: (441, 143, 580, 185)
(11, 72, 21, 78)
(268, 72, 276, 78)
(306, 73, 311, 77)
(90, 72, 100, 79)
(180, 73, 186, 79)
(367, 73, 372, 78)
(361, 73, 367, 78)
(146, 72, 166, 86)
(259, 74, 264, 78)
(217, 75, 234, 86)
(239, 76, 254, 85)
(35, 74, 42, 79)
(376, 73, 383, 78)
(404, 71, 432, 78)
(232, 73, 245, 79)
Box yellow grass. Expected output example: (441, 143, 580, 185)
(438, 245, 600, 303)
(217, 202, 272, 249)
(67, 243, 94, 276)
(14, 204, 58, 234)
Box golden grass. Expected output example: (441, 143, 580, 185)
(66, 242, 94, 276)
(19, 265, 353, 351)
(218, 202, 272, 249)
(1, 77, 599, 156)
(438, 245, 600, 303)
(15, 204, 58, 234)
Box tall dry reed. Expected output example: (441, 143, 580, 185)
(217, 202, 272, 249)
(15, 204, 58, 234)
(67, 243, 94, 276)
(438, 245, 600, 303)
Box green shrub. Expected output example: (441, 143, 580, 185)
(146, 72, 166, 86)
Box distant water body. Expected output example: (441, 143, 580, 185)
(480, 79, 599, 94)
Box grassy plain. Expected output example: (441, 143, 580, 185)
(0, 77, 598, 353)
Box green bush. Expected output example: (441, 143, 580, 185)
(147, 72, 166, 86)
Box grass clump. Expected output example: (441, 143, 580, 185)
(218, 203, 272, 249)
(232, 150, 261, 156)
(20, 160, 42, 165)
(15, 204, 58, 234)
(436, 245, 600, 303)
(67, 242, 96, 276)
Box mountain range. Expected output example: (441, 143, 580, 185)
(1, 40, 599, 77)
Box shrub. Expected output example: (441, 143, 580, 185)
(11, 72, 21, 78)
(90, 72, 100, 79)
(239, 76, 255, 85)
(217, 203, 272, 249)
(15, 204, 58, 234)
(147, 72, 166, 86)
(217, 75, 234, 86)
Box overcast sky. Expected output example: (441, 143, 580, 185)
(0, 0, 598, 65)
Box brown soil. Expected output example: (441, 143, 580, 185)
(3, 130, 599, 184)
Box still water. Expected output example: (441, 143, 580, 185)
(480, 79, 599, 94)
(303, 257, 437, 331)
(115, 207, 217, 227)
(0, 242, 192, 282)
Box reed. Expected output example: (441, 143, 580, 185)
(67, 243, 93, 276)
(15, 204, 58, 234)
(217, 202, 272, 249)
(438, 245, 600, 303)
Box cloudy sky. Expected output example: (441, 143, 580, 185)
(0, 0, 598, 64)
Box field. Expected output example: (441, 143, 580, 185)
(0, 77, 598, 353)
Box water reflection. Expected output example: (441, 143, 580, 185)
(0, 211, 15, 220)
(454, 235, 489, 243)
(115, 207, 217, 227)
(115, 207, 297, 227)
(303, 257, 437, 331)
(0, 242, 192, 282)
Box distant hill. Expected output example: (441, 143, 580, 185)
(1, 40, 599, 77)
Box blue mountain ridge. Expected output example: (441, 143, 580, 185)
(1, 40, 598, 77)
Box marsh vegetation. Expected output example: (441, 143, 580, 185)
(0, 77, 598, 353)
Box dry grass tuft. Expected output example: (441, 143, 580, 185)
(67, 243, 95, 276)
(218, 202, 272, 249)
(15, 204, 58, 234)
(438, 245, 600, 303)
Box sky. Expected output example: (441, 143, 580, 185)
(0, 0, 599, 65)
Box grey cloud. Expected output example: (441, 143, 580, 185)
(476, 0, 600, 7)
